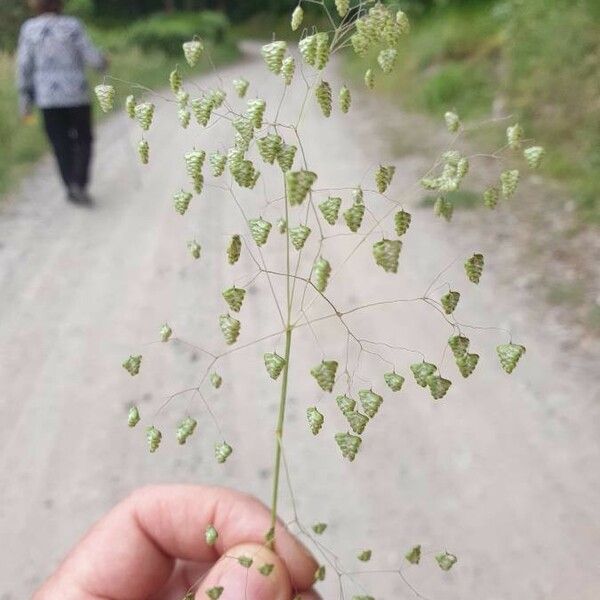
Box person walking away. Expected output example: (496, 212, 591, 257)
(16, 0, 107, 204)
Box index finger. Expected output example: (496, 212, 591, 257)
(34, 485, 317, 599)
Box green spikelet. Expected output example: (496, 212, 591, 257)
(456, 352, 479, 378)
(396, 9, 410, 33)
(248, 217, 272, 247)
(291, 5, 304, 30)
(314, 565, 326, 582)
(259, 564, 274, 576)
(231, 160, 260, 190)
(206, 586, 224, 599)
(465, 253, 484, 284)
(123, 354, 142, 376)
(319, 197, 342, 225)
(191, 96, 214, 126)
(434, 196, 454, 221)
(182, 39, 204, 66)
(410, 361, 437, 387)
(226, 234, 241, 265)
(315, 80, 332, 117)
(405, 545, 421, 564)
(185, 149, 205, 194)
(500, 169, 520, 198)
(364, 68, 375, 89)
(335, 432, 362, 461)
(384, 371, 405, 392)
(372, 239, 402, 273)
(312, 522, 327, 535)
(335, 0, 349, 16)
(377, 48, 397, 73)
(209, 151, 227, 177)
(289, 224, 312, 250)
(507, 123, 524, 150)
(138, 139, 149, 165)
(436, 552, 458, 571)
(246, 98, 267, 129)
(125, 94, 136, 119)
(483, 186, 500, 209)
(336, 394, 356, 415)
(358, 550, 372, 562)
(215, 441, 233, 463)
(343, 193, 365, 232)
(444, 111, 460, 133)
(94, 84, 115, 113)
(345, 410, 369, 434)
(312, 257, 331, 292)
(286, 170, 317, 206)
(174, 190, 193, 215)
(210, 88, 226, 109)
(210, 372, 222, 389)
(169, 66, 182, 93)
(496, 343, 526, 373)
(178, 109, 191, 129)
(233, 77, 249, 98)
(176, 417, 197, 444)
(134, 102, 154, 131)
(441, 290, 460, 314)
(219, 314, 241, 345)
(281, 56, 295, 85)
(222, 286, 246, 312)
(264, 352, 286, 380)
(427, 375, 452, 399)
(359, 389, 383, 418)
(307, 407, 325, 435)
(351, 32, 370, 57)
(375, 165, 395, 193)
(146, 426, 162, 452)
(277, 143, 297, 173)
(394, 210, 412, 235)
(238, 556, 253, 568)
(339, 85, 351, 113)
(257, 134, 283, 164)
(524, 146, 545, 169)
(176, 89, 189, 109)
(205, 524, 218, 546)
(160, 323, 172, 342)
(299, 34, 318, 66)
(261, 41, 286, 74)
(311, 360, 338, 392)
(128, 406, 140, 427)
(448, 335, 470, 358)
(314, 32, 330, 70)
(232, 115, 254, 147)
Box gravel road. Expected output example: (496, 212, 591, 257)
(1, 44, 599, 600)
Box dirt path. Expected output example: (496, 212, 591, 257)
(1, 45, 599, 600)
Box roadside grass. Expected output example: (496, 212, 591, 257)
(345, 0, 600, 222)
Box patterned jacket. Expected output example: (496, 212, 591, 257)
(16, 13, 107, 115)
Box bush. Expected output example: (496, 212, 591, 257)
(128, 11, 230, 55)
(65, 0, 95, 19)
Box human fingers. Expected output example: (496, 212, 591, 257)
(33, 485, 317, 599)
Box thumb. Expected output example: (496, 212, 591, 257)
(196, 543, 294, 600)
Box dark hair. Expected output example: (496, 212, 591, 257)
(32, 0, 64, 14)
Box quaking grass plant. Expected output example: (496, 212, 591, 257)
(97, 2, 543, 598)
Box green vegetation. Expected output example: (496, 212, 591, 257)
(346, 0, 600, 220)
(0, 10, 237, 196)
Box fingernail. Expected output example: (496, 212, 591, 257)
(197, 543, 292, 600)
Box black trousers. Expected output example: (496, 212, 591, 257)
(41, 105, 93, 189)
